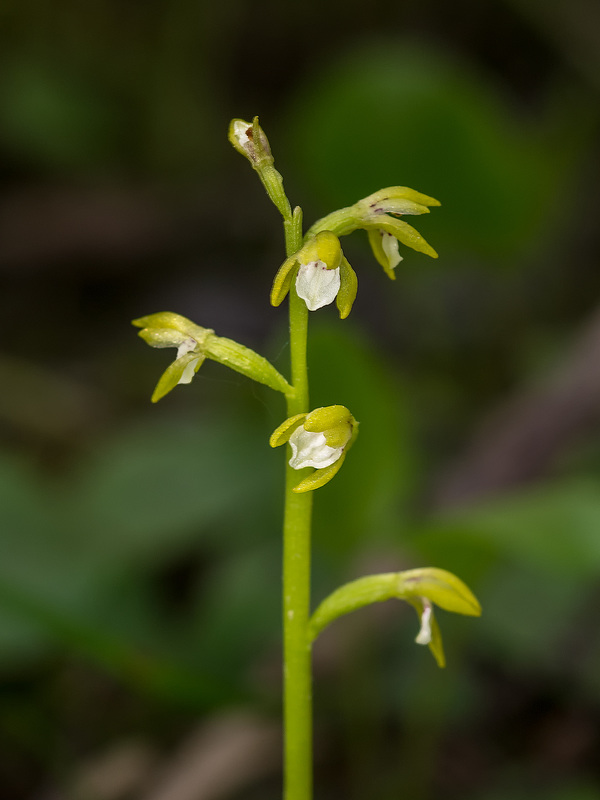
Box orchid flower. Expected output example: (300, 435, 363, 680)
(270, 405, 358, 492)
(271, 231, 358, 318)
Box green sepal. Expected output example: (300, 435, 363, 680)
(397, 568, 481, 616)
(336, 257, 358, 318)
(293, 451, 346, 493)
(304, 405, 355, 448)
(138, 328, 191, 349)
(151, 352, 205, 403)
(269, 413, 308, 448)
(375, 198, 430, 216)
(322, 422, 353, 449)
(308, 567, 480, 667)
(205, 335, 293, 395)
(302, 231, 342, 270)
(304, 405, 352, 432)
(271, 254, 299, 307)
(376, 218, 438, 259)
(407, 598, 445, 668)
(367, 229, 397, 280)
(132, 312, 212, 344)
(364, 186, 440, 209)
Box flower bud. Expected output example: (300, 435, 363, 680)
(228, 117, 273, 168)
(228, 116, 291, 218)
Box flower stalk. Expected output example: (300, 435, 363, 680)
(282, 203, 314, 800)
(133, 116, 480, 800)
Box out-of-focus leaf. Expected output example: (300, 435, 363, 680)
(307, 321, 418, 560)
(474, 563, 585, 668)
(70, 414, 278, 567)
(416, 479, 600, 580)
(0, 59, 121, 169)
(188, 543, 281, 682)
(284, 43, 593, 261)
(0, 411, 279, 674)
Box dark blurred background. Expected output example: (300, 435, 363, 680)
(2, 1, 600, 799)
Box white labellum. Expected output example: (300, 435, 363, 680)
(381, 232, 402, 271)
(288, 427, 344, 470)
(295, 260, 341, 311)
(415, 600, 433, 645)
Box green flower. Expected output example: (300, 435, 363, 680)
(271, 232, 358, 319)
(133, 312, 292, 402)
(309, 567, 481, 668)
(307, 186, 440, 279)
(270, 405, 358, 492)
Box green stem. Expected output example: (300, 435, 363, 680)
(282, 207, 313, 800)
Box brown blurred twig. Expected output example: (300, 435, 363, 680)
(431, 306, 600, 510)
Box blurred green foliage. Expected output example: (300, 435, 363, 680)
(283, 42, 595, 262)
(2, 2, 600, 798)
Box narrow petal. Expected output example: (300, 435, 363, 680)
(295, 261, 341, 311)
(137, 327, 190, 349)
(336, 257, 358, 319)
(269, 413, 308, 448)
(399, 568, 481, 617)
(373, 198, 430, 216)
(151, 352, 205, 403)
(368, 186, 441, 207)
(376, 218, 438, 258)
(271, 254, 299, 307)
(293, 452, 346, 493)
(367, 229, 401, 279)
(132, 312, 210, 342)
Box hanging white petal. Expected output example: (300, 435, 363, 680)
(415, 600, 433, 645)
(288, 427, 344, 470)
(295, 260, 341, 311)
(381, 232, 402, 271)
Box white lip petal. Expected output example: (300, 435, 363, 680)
(178, 356, 201, 384)
(288, 427, 344, 470)
(176, 337, 198, 359)
(232, 119, 251, 147)
(295, 260, 341, 311)
(381, 232, 402, 271)
(415, 600, 433, 645)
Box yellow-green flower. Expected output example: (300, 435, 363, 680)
(309, 567, 481, 668)
(271, 232, 358, 319)
(270, 405, 358, 492)
(133, 312, 292, 402)
(307, 186, 440, 280)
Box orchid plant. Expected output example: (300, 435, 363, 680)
(133, 117, 481, 800)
